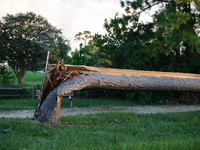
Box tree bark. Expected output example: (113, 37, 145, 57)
(17, 74, 24, 85)
(13, 67, 26, 85)
(33, 88, 64, 125)
(33, 70, 200, 125)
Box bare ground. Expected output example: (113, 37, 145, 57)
(1, 105, 200, 118)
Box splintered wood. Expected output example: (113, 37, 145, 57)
(40, 60, 89, 104)
(48, 69, 86, 87)
(47, 64, 200, 79)
(48, 61, 88, 88)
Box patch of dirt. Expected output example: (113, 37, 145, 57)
(0, 105, 200, 118)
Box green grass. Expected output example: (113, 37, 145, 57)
(0, 98, 39, 110)
(22, 71, 44, 85)
(0, 98, 137, 110)
(8, 70, 44, 85)
(1, 111, 200, 150)
(13, 71, 44, 85)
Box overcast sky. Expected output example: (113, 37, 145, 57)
(0, 0, 152, 51)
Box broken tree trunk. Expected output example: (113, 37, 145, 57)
(33, 63, 200, 125)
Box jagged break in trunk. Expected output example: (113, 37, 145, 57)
(33, 88, 63, 125)
(33, 64, 200, 125)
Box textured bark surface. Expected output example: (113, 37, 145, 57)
(33, 64, 200, 124)
(57, 72, 200, 94)
(33, 89, 65, 126)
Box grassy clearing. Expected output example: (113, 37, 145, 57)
(1, 111, 200, 150)
(0, 98, 39, 110)
(0, 98, 136, 110)
(19, 71, 44, 85)
(8, 70, 43, 85)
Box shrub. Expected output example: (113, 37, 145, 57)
(0, 65, 16, 86)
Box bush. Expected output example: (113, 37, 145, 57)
(103, 90, 200, 105)
(0, 65, 16, 86)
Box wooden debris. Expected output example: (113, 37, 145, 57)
(61, 59, 66, 70)
(39, 60, 89, 105)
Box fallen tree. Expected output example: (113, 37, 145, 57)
(33, 61, 200, 125)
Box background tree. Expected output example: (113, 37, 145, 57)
(49, 36, 71, 64)
(0, 12, 71, 84)
(74, 31, 92, 46)
(93, 0, 200, 102)
(0, 65, 15, 86)
(93, 0, 200, 73)
(72, 31, 100, 66)
(70, 44, 86, 65)
(84, 40, 101, 66)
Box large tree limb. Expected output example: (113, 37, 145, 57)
(33, 69, 200, 125)
(57, 72, 200, 94)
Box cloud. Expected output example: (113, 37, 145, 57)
(0, 0, 31, 15)
(0, 0, 125, 50)
(0, 0, 153, 51)
(56, 0, 124, 50)
(139, 12, 153, 23)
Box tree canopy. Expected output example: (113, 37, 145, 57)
(74, 30, 92, 46)
(93, 0, 200, 73)
(71, 31, 100, 66)
(0, 12, 71, 84)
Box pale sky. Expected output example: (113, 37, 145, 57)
(0, 0, 152, 51)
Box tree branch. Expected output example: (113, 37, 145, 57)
(137, 1, 168, 15)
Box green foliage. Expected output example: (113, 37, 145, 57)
(0, 70, 43, 98)
(0, 85, 34, 99)
(70, 44, 86, 65)
(49, 36, 71, 64)
(102, 90, 200, 105)
(71, 32, 101, 66)
(0, 12, 70, 84)
(0, 66, 15, 86)
(93, 0, 200, 73)
(91, 0, 200, 103)
(1, 111, 200, 149)
(74, 30, 92, 46)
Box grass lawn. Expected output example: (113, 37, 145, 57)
(22, 71, 44, 85)
(15, 71, 44, 85)
(8, 70, 44, 85)
(0, 98, 39, 110)
(0, 111, 200, 150)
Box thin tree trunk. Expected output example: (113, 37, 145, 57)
(175, 48, 181, 63)
(33, 70, 200, 125)
(13, 65, 26, 85)
(17, 75, 24, 84)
